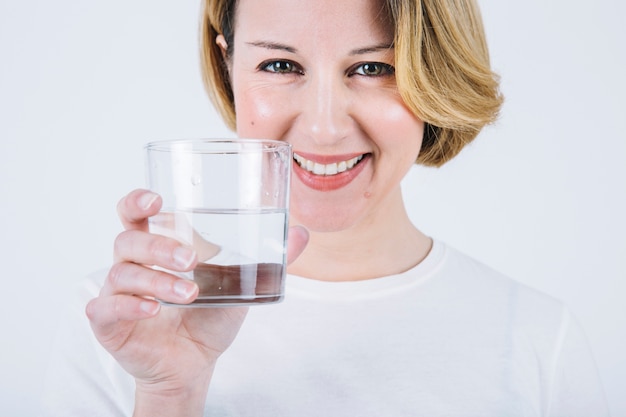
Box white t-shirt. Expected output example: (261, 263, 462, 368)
(40, 241, 609, 416)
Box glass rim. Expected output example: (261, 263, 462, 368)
(144, 138, 290, 154)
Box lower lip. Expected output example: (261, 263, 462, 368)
(292, 155, 370, 191)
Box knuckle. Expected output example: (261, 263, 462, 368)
(85, 298, 97, 321)
(117, 189, 153, 226)
(107, 262, 127, 290)
(112, 234, 123, 257)
(115, 195, 126, 218)
(113, 296, 123, 318)
(116, 191, 136, 220)
(148, 270, 166, 296)
(146, 236, 176, 262)
(113, 231, 131, 262)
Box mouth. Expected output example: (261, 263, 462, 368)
(293, 152, 367, 176)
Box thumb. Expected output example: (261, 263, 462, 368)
(286, 225, 309, 264)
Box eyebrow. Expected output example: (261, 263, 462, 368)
(246, 41, 298, 54)
(245, 41, 394, 56)
(349, 43, 394, 56)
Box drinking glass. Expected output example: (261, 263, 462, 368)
(145, 138, 291, 306)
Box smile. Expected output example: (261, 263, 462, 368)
(293, 153, 365, 176)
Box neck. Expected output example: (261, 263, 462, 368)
(287, 190, 432, 281)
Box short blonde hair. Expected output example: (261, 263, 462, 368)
(200, 0, 503, 167)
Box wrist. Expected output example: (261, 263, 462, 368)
(133, 374, 212, 417)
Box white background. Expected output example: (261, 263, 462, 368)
(1, 0, 624, 415)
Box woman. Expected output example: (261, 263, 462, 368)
(41, 0, 608, 415)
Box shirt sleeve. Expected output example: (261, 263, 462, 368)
(546, 309, 610, 417)
(39, 271, 135, 417)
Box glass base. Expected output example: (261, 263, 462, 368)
(160, 294, 284, 308)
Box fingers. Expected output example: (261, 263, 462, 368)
(286, 225, 309, 264)
(117, 189, 162, 232)
(88, 189, 202, 347)
(86, 293, 161, 328)
(102, 262, 198, 302)
(149, 212, 221, 262)
(87, 263, 199, 341)
(85, 293, 164, 353)
(114, 229, 197, 270)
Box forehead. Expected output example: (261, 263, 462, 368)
(233, 0, 392, 45)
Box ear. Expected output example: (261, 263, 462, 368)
(216, 34, 229, 59)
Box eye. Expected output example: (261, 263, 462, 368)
(259, 60, 303, 74)
(350, 62, 395, 77)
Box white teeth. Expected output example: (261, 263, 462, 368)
(293, 153, 365, 176)
(313, 163, 325, 175)
(326, 163, 338, 175)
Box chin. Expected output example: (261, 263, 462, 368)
(288, 176, 372, 233)
(289, 205, 362, 234)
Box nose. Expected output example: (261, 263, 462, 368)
(295, 71, 354, 147)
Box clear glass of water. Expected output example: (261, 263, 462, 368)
(145, 139, 291, 307)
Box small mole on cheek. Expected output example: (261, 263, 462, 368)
(251, 121, 255, 126)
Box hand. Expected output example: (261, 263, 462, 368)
(85, 189, 308, 416)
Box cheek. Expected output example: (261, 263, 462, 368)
(385, 101, 419, 126)
(366, 98, 425, 154)
(235, 89, 293, 139)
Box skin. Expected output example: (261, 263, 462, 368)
(86, 0, 432, 415)
(229, 0, 431, 280)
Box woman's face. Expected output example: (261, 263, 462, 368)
(228, 0, 424, 233)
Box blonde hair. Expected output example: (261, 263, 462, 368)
(200, 0, 503, 167)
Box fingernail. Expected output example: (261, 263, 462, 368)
(139, 192, 158, 210)
(173, 279, 196, 300)
(140, 300, 160, 315)
(173, 246, 196, 269)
